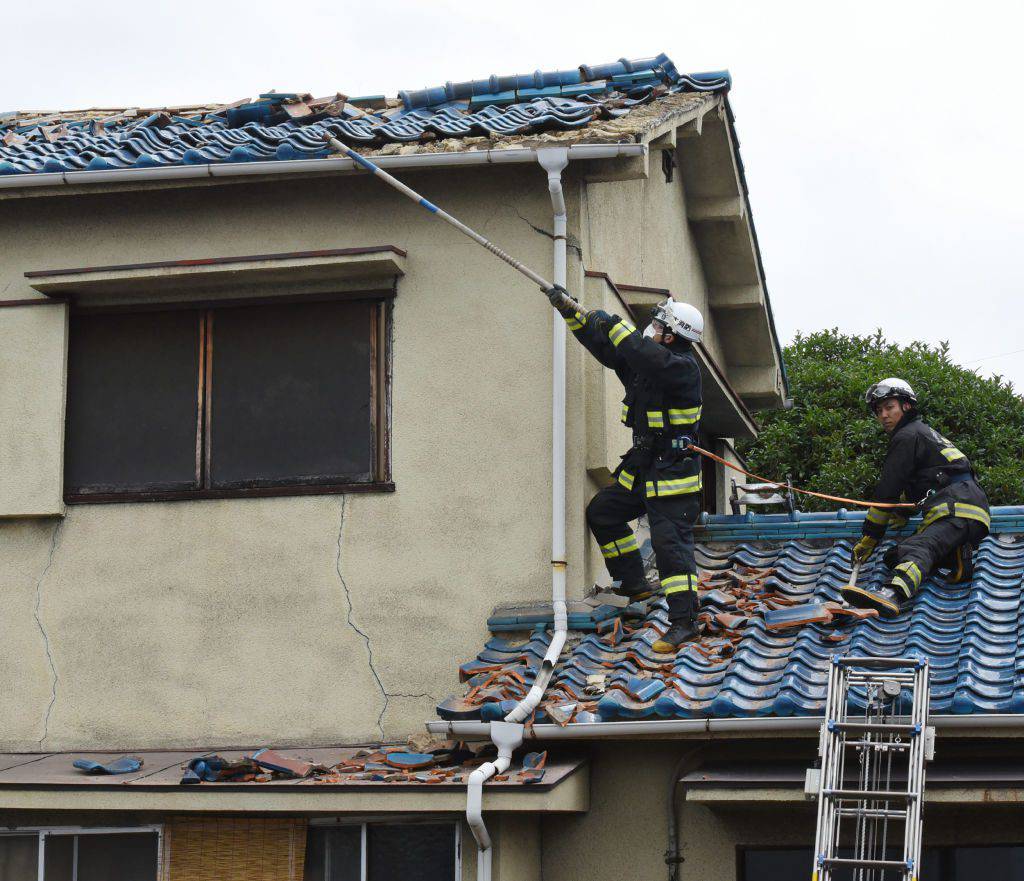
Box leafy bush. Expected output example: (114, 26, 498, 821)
(737, 329, 1024, 508)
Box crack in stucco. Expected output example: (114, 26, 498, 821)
(513, 207, 584, 260)
(334, 494, 389, 738)
(33, 517, 64, 747)
(333, 497, 438, 740)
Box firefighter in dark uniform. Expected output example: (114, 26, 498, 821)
(841, 378, 990, 617)
(547, 286, 705, 652)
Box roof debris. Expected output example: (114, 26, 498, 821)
(0, 54, 727, 176)
(173, 740, 547, 786)
(440, 514, 1024, 721)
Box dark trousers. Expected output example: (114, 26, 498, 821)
(883, 517, 987, 597)
(585, 482, 701, 622)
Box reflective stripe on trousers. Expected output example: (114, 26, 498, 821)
(662, 573, 698, 595)
(600, 534, 640, 559)
(920, 502, 990, 530)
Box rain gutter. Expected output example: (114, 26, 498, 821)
(429, 714, 1024, 741)
(0, 144, 647, 192)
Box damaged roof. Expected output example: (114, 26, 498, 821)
(439, 507, 1024, 723)
(0, 53, 726, 176)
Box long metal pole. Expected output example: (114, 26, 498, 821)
(324, 136, 557, 293)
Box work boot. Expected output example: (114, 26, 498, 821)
(840, 582, 909, 619)
(652, 616, 700, 653)
(652, 590, 701, 653)
(611, 575, 658, 602)
(944, 544, 974, 585)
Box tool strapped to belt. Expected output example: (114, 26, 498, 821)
(686, 443, 917, 511)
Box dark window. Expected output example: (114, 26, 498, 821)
(305, 823, 457, 881)
(0, 831, 158, 881)
(739, 846, 1024, 881)
(0, 834, 37, 881)
(367, 824, 456, 881)
(65, 296, 390, 502)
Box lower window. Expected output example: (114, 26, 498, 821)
(740, 845, 1024, 880)
(0, 828, 159, 881)
(304, 821, 458, 881)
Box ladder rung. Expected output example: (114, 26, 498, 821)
(843, 739, 911, 750)
(824, 789, 915, 801)
(830, 721, 918, 734)
(836, 655, 924, 670)
(837, 808, 909, 820)
(823, 857, 910, 870)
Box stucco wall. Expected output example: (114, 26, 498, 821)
(0, 303, 67, 517)
(0, 167, 598, 751)
(581, 151, 725, 367)
(539, 742, 1024, 881)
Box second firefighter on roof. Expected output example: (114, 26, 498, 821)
(842, 378, 990, 617)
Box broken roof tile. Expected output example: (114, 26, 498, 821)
(441, 508, 1024, 723)
(0, 53, 727, 177)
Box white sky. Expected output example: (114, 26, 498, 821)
(4, 0, 1022, 388)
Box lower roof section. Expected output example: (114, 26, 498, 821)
(0, 749, 588, 814)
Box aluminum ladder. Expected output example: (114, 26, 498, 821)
(809, 656, 934, 881)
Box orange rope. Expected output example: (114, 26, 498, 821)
(687, 443, 917, 510)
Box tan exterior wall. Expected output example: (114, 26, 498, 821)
(0, 167, 597, 751)
(539, 743, 1024, 881)
(0, 303, 68, 517)
(0, 154, 758, 754)
(581, 151, 726, 367)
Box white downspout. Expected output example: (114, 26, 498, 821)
(504, 146, 571, 724)
(464, 147, 571, 881)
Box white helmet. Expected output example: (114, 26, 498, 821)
(865, 377, 917, 412)
(643, 298, 704, 343)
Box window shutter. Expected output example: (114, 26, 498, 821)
(0, 303, 67, 517)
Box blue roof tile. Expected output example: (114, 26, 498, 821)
(0, 54, 729, 178)
(440, 507, 1024, 724)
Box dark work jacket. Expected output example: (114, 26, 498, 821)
(563, 308, 703, 500)
(862, 413, 990, 540)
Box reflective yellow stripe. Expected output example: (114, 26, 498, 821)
(599, 534, 638, 559)
(600, 539, 620, 559)
(866, 507, 891, 526)
(921, 501, 991, 530)
(616, 535, 639, 555)
(896, 561, 922, 588)
(646, 410, 664, 428)
(608, 320, 635, 347)
(953, 503, 990, 528)
(620, 403, 629, 424)
(645, 474, 702, 498)
(667, 406, 701, 425)
(891, 570, 916, 598)
(662, 573, 698, 594)
(617, 469, 635, 491)
(566, 314, 584, 331)
(940, 446, 966, 461)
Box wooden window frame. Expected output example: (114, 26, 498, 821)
(64, 290, 394, 505)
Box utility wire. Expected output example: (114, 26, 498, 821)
(963, 346, 1024, 365)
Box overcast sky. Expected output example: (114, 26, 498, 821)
(4, 0, 1022, 389)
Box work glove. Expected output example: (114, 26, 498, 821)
(888, 512, 909, 531)
(545, 284, 578, 317)
(852, 535, 878, 565)
(589, 310, 617, 336)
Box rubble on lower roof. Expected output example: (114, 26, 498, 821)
(440, 529, 1024, 722)
(172, 741, 547, 786)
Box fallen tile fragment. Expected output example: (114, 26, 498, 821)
(249, 748, 315, 778)
(384, 752, 437, 771)
(72, 756, 143, 775)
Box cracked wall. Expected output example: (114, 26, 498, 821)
(0, 166, 598, 750)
